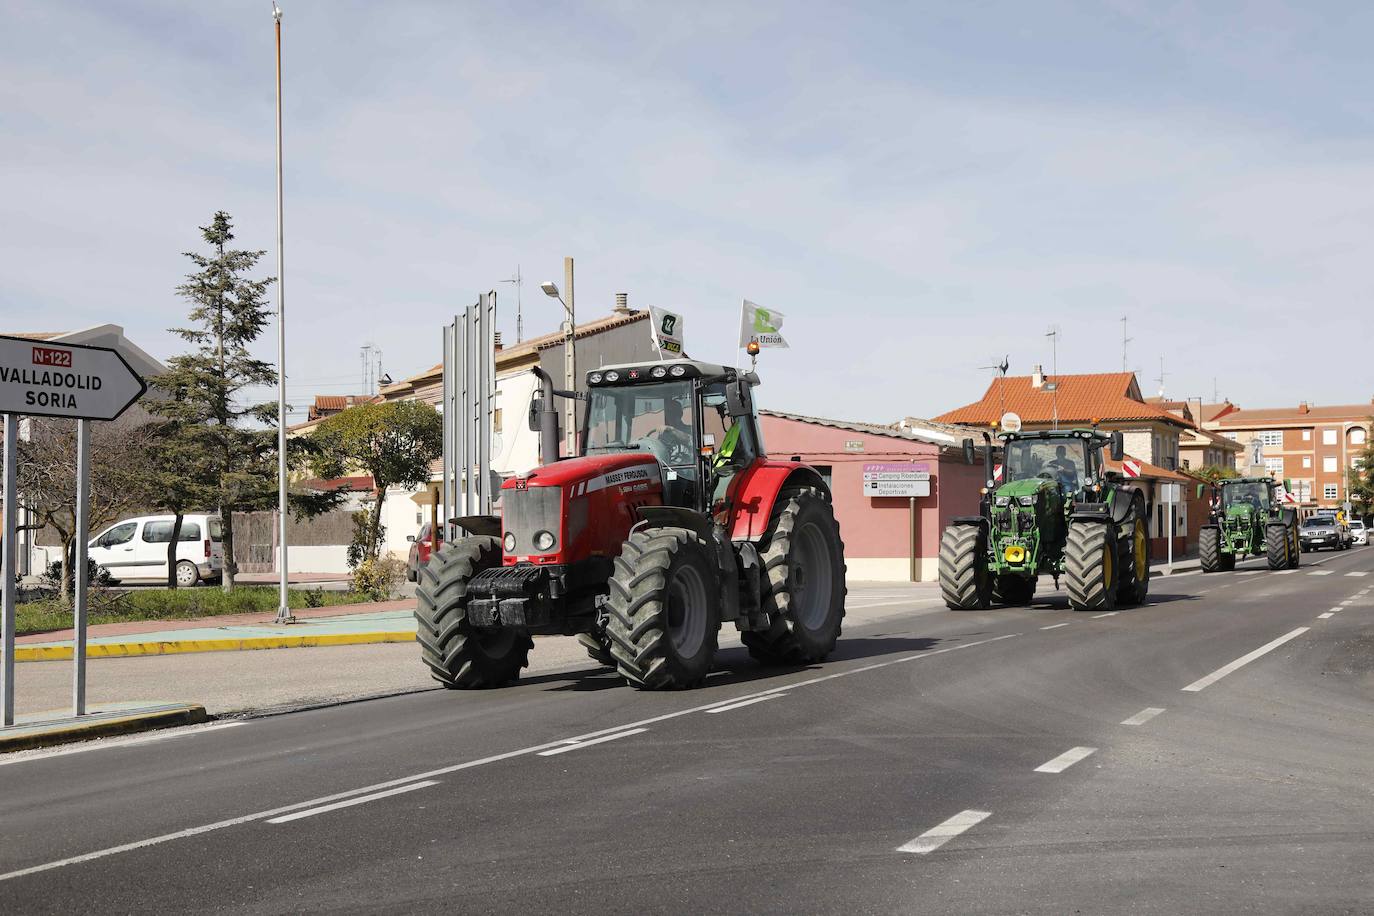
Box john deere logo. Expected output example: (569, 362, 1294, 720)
(660, 315, 677, 336)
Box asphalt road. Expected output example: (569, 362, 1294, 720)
(2, 547, 1372, 914)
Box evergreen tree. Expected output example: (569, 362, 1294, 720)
(1348, 418, 1374, 520)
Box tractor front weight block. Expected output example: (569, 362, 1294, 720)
(467, 564, 559, 628)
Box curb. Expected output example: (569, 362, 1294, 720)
(16, 631, 416, 662)
(0, 704, 209, 754)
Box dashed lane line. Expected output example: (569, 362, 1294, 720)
(1318, 612, 1335, 619)
(1092, 612, 1118, 619)
(1237, 570, 1264, 576)
(1273, 570, 1298, 575)
(1309, 570, 1334, 576)
(1034, 746, 1098, 773)
(0, 631, 1025, 882)
(537, 728, 648, 756)
(266, 780, 439, 824)
(896, 809, 992, 854)
(1120, 707, 1165, 726)
(1346, 571, 1369, 577)
(705, 694, 785, 714)
(1040, 622, 1072, 631)
(1182, 627, 1310, 693)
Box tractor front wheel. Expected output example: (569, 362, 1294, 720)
(1265, 524, 1292, 571)
(939, 525, 991, 610)
(1199, 526, 1235, 573)
(741, 488, 848, 666)
(1066, 521, 1118, 612)
(606, 528, 721, 689)
(415, 536, 533, 689)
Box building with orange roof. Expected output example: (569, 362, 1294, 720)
(1143, 396, 1245, 473)
(1203, 399, 1374, 507)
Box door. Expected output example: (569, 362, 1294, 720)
(136, 519, 177, 580)
(91, 521, 139, 575)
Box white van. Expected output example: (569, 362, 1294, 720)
(88, 514, 225, 586)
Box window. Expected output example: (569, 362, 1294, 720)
(208, 518, 223, 543)
(1259, 431, 1282, 448)
(1324, 484, 1339, 500)
(141, 520, 203, 543)
(101, 522, 137, 546)
(1302, 456, 1311, 469)
(1264, 457, 1284, 476)
(1302, 429, 1311, 441)
(1352, 427, 1367, 445)
(1323, 456, 1337, 473)
(1223, 432, 1238, 440)
(1322, 429, 1337, 445)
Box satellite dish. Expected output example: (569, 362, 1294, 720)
(1001, 411, 1023, 433)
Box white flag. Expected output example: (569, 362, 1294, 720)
(649, 306, 684, 355)
(739, 299, 789, 349)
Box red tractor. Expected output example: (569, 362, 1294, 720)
(415, 359, 847, 690)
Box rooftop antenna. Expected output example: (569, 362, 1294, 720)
(1121, 315, 1131, 372)
(978, 355, 1010, 424)
(1155, 356, 1167, 399)
(1212, 376, 1219, 403)
(501, 265, 523, 343)
(1045, 325, 1061, 430)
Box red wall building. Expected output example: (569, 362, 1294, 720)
(760, 410, 984, 582)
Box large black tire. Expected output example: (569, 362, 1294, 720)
(1265, 524, 1291, 570)
(1199, 526, 1224, 573)
(415, 536, 532, 689)
(991, 574, 1036, 606)
(1066, 521, 1118, 611)
(939, 525, 990, 610)
(576, 631, 615, 667)
(1116, 514, 1151, 606)
(606, 528, 721, 689)
(740, 488, 848, 666)
(1288, 525, 1301, 568)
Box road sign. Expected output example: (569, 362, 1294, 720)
(1160, 482, 1180, 503)
(0, 335, 147, 421)
(863, 462, 931, 497)
(1122, 458, 1142, 478)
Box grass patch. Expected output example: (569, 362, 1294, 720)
(16, 587, 376, 637)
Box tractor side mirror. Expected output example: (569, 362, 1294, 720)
(1196, 483, 1205, 500)
(1283, 477, 1292, 490)
(725, 379, 754, 417)
(1109, 431, 1124, 462)
(962, 438, 976, 466)
(528, 396, 543, 432)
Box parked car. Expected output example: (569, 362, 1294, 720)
(1299, 515, 1352, 552)
(406, 524, 435, 582)
(1349, 519, 1367, 546)
(88, 514, 224, 586)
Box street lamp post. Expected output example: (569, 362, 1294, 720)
(272, 2, 292, 624)
(540, 260, 576, 456)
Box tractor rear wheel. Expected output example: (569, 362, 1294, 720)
(606, 528, 720, 689)
(740, 488, 847, 666)
(1288, 525, 1301, 568)
(1066, 521, 1118, 611)
(991, 574, 1035, 606)
(1265, 524, 1292, 570)
(1116, 514, 1151, 606)
(415, 536, 533, 689)
(939, 525, 990, 610)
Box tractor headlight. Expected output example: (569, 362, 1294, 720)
(651, 365, 667, 378)
(995, 495, 1011, 507)
(589, 372, 603, 384)
(604, 371, 620, 382)
(532, 530, 557, 552)
(670, 365, 686, 377)
(1017, 495, 1036, 507)
(503, 532, 517, 553)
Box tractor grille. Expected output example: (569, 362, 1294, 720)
(503, 485, 562, 555)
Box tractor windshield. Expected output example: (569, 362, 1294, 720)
(1222, 482, 1270, 511)
(584, 381, 697, 468)
(1003, 438, 1087, 490)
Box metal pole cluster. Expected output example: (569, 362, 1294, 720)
(440, 295, 497, 543)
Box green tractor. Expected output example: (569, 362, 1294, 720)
(939, 428, 1152, 612)
(1198, 477, 1300, 572)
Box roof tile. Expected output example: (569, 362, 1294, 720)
(935, 372, 1186, 427)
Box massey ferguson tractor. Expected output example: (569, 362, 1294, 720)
(939, 428, 1152, 611)
(414, 359, 847, 690)
(1198, 476, 1300, 572)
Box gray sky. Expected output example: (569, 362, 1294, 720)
(3, 1, 1371, 424)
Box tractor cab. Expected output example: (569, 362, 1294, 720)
(1218, 478, 1273, 516)
(583, 360, 762, 514)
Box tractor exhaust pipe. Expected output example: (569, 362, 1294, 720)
(982, 432, 996, 488)
(530, 366, 579, 466)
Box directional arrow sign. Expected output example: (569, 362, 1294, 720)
(0, 335, 148, 421)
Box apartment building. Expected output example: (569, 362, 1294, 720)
(1204, 401, 1373, 507)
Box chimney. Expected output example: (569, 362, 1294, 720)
(613, 292, 632, 315)
(494, 331, 503, 352)
(1299, 401, 1310, 414)
(1031, 364, 1045, 388)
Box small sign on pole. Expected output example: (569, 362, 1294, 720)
(1122, 458, 1142, 478)
(862, 462, 931, 498)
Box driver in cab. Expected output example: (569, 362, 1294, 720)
(1045, 445, 1079, 490)
(647, 397, 693, 463)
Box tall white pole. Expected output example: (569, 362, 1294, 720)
(562, 257, 576, 457)
(2, 414, 17, 727)
(73, 420, 90, 716)
(273, 3, 292, 624)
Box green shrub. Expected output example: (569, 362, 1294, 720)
(350, 554, 407, 602)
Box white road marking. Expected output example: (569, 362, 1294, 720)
(267, 780, 439, 824)
(1091, 612, 1118, 619)
(1309, 570, 1333, 576)
(704, 694, 785, 714)
(1329, 607, 1344, 613)
(1040, 622, 1071, 630)
(0, 631, 1022, 883)
(1340, 599, 1354, 605)
(1346, 571, 1368, 577)
(0, 721, 245, 768)
(1273, 569, 1298, 575)
(896, 809, 992, 854)
(1318, 612, 1334, 619)
(1120, 707, 1165, 726)
(537, 728, 648, 756)
(1237, 570, 1264, 576)
(1035, 746, 1097, 773)
(1182, 627, 1310, 693)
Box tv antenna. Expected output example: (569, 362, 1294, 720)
(1045, 325, 1061, 429)
(1121, 315, 1132, 372)
(1155, 356, 1167, 399)
(979, 355, 1010, 423)
(501, 265, 524, 343)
